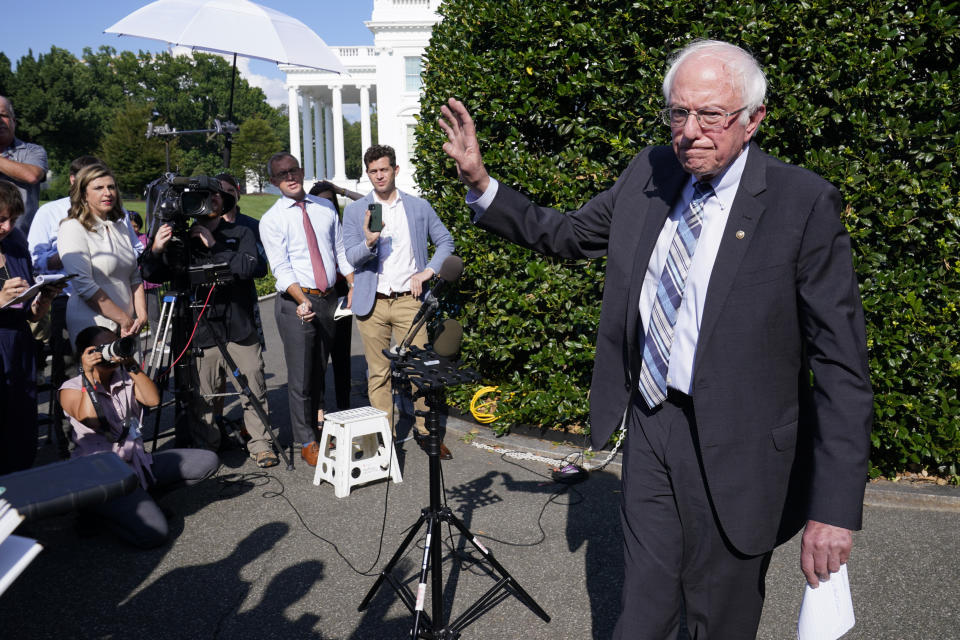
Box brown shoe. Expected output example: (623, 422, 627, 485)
(300, 442, 320, 466)
(438, 442, 453, 461)
(417, 436, 453, 460)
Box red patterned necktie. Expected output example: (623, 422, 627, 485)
(295, 200, 333, 290)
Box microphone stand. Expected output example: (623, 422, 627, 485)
(396, 295, 437, 355)
(358, 346, 550, 638)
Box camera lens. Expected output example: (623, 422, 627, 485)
(100, 336, 138, 362)
(181, 191, 209, 217)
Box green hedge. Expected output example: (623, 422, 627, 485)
(414, 0, 960, 479)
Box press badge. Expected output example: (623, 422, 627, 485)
(123, 417, 143, 441)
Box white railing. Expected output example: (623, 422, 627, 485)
(334, 47, 376, 58)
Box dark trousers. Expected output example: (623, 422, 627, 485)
(274, 292, 336, 446)
(331, 315, 351, 410)
(88, 448, 219, 549)
(48, 295, 72, 454)
(613, 394, 772, 640)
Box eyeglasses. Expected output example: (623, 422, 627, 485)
(273, 167, 303, 182)
(660, 106, 748, 131)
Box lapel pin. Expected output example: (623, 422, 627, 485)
(736, 230, 746, 239)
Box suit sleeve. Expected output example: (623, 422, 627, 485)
(423, 201, 454, 275)
(796, 185, 873, 530)
(474, 154, 645, 260)
(343, 200, 376, 268)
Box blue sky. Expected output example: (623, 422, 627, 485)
(2, 1, 375, 107)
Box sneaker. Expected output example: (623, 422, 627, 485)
(252, 450, 279, 468)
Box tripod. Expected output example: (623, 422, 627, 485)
(145, 289, 196, 451)
(146, 287, 292, 469)
(358, 347, 550, 638)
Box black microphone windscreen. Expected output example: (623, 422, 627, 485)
(432, 319, 463, 358)
(437, 255, 464, 282)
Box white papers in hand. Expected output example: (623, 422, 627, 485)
(797, 563, 855, 640)
(334, 296, 353, 321)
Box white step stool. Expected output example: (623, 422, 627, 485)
(312, 406, 402, 498)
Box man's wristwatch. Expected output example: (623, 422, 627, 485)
(126, 362, 142, 375)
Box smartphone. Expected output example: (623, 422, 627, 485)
(368, 203, 383, 232)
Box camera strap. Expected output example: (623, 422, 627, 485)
(80, 369, 131, 445)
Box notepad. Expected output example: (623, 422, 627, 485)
(334, 296, 353, 321)
(0, 273, 77, 309)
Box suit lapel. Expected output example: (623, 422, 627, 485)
(694, 143, 769, 369)
(625, 160, 687, 358)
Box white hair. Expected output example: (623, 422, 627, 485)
(661, 40, 767, 124)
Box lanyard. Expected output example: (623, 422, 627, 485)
(80, 369, 132, 445)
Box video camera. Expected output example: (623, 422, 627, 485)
(143, 173, 236, 286)
(145, 173, 236, 232)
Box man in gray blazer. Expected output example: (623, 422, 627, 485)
(439, 40, 872, 638)
(342, 145, 455, 458)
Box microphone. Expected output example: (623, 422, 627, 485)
(412, 256, 463, 325)
(399, 256, 464, 353)
(431, 319, 463, 358)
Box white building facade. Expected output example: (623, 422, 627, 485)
(281, 0, 441, 194)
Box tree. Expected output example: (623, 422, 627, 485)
(99, 102, 174, 196)
(0, 53, 14, 97)
(343, 112, 378, 179)
(415, 0, 960, 478)
(5, 47, 104, 169)
(230, 116, 279, 191)
(4, 45, 287, 175)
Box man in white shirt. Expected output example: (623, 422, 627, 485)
(342, 145, 455, 459)
(260, 153, 354, 467)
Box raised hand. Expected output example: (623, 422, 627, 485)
(438, 98, 491, 193)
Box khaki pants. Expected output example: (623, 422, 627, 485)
(355, 295, 429, 435)
(192, 332, 271, 454)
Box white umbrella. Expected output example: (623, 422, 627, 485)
(105, 0, 347, 164)
(105, 0, 347, 73)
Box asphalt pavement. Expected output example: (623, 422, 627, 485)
(4, 295, 958, 639)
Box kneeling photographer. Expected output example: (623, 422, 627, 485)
(141, 178, 278, 467)
(60, 325, 219, 548)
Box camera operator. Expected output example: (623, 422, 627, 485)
(140, 183, 278, 467)
(59, 325, 218, 548)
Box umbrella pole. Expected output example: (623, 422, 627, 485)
(222, 53, 237, 169)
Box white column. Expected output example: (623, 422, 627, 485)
(332, 84, 346, 182)
(301, 95, 315, 180)
(324, 103, 334, 179)
(287, 86, 301, 165)
(360, 85, 372, 156)
(313, 101, 327, 180)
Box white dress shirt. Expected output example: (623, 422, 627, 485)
(28, 196, 73, 294)
(638, 147, 749, 393)
(373, 192, 418, 295)
(260, 193, 354, 293)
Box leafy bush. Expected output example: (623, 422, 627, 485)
(414, 0, 960, 478)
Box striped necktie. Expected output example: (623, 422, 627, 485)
(638, 181, 715, 409)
